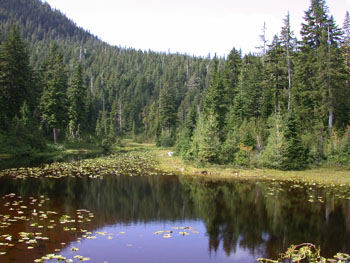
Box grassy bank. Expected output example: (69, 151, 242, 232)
(0, 141, 105, 160)
(2, 138, 349, 186)
(117, 140, 350, 186)
(34, 141, 105, 159)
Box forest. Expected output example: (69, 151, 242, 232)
(0, 0, 350, 170)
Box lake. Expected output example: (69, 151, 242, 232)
(0, 153, 350, 262)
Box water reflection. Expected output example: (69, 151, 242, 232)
(0, 152, 105, 171)
(0, 173, 350, 262)
(183, 178, 350, 259)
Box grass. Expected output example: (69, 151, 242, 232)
(118, 140, 350, 186)
(3, 137, 349, 186)
(0, 154, 12, 159)
(112, 139, 156, 152)
(62, 141, 104, 154)
(23, 141, 105, 160)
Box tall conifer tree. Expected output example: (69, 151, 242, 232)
(68, 63, 86, 139)
(159, 82, 176, 136)
(280, 12, 297, 110)
(40, 43, 68, 143)
(342, 12, 350, 86)
(0, 25, 33, 128)
(265, 35, 288, 115)
(203, 58, 227, 136)
(295, 0, 343, 131)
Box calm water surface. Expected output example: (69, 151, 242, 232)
(0, 161, 350, 262)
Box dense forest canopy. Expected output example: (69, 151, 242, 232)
(0, 0, 349, 169)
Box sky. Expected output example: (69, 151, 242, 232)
(43, 0, 350, 57)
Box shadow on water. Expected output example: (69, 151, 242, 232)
(0, 152, 106, 170)
(1, 155, 350, 262)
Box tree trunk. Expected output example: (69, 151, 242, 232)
(274, 76, 279, 114)
(119, 100, 122, 131)
(274, 88, 278, 115)
(53, 127, 57, 144)
(287, 46, 292, 111)
(90, 74, 94, 93)
(328, 108, 333, 136)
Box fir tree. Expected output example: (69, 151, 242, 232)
(0, 25, 33, 129)
(315, 29, 347, 132)
(300, 0, 332, 49)
(295, 0, 343, 131)
(203, 58, 228, 136)
(67, 63, 86, 139)
(223, 48, 242, 106)
(159, 82, 176, 136)
(342, 12, 350, 90)
(265, 35, 288, 115)
(280, 12, 297, 110)
(191, 114, 221, 164)
(259, 114, 284, 169)
(280, 111, 308, 170)
(231, 54, 264, 122)
(39, 43, 68, 143)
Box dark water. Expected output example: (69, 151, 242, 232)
(0, 152, 105, 171)
(1, 170, 350, 262)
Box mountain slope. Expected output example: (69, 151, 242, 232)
(0, 0, 212, 136)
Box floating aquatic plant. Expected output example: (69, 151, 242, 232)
(0, 193, 95, 262)
(257, 243, 350, 263)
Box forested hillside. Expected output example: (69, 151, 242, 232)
(0, 0, 212, 148)
(0, 0, 349, 169)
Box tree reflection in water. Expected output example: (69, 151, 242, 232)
(1, 174, 350, 262)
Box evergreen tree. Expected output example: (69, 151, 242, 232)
(191, 113, 221, 164)
(223, 48, 242, 107)
(300, 0, 332, 49)
(175, 102, 198, 159)
(183, 102, 198, 136)
(67, 63, 86, 139)
(280, 111, 308, 170)
(294, 0, 343, 131)
(19, 100, 31, 127)
(342, 12, 350, 90)
(280, 12, 297, 110)
(315, 28, 347, 132)
(203, 58, 228, 136)
(39, 43, 68, 143)
(259, 114, 284, 169)
(110, 98, 120, 136)
(159, 82, 176, 136)
(265, 35, 288, 115)
(95, 110, 107, 138)
(341, 13, 350, 127)
(1, 0, 350, 169)
(231, 54, 264, 122)
(84, 90, 97, 134)
(0, 25, 33, 129)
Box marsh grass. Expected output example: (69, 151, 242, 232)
(121, 141, 350, 186)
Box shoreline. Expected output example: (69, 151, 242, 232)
(147, 147, 350, 186)
(2, 139, 350, 186)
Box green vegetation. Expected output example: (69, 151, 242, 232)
(258, 243, 350, 263)
(175, 0, 350, 169)
(149, 146, 350, 186)
(1, 145, 350, 261)
(0, 0, 350, 170)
